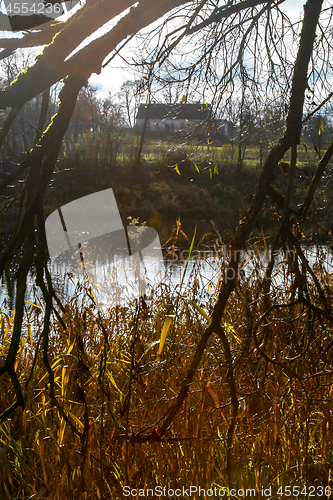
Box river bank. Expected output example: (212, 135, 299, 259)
(44, 156, 333, 244)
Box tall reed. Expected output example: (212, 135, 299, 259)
(0, 249, 332, 499)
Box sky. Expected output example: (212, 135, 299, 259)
(0, 0, 312, 98)
(88, 0, 307, 97)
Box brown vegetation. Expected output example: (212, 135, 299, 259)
(1, 1, 333, 497)
(0, 248, 332, 498)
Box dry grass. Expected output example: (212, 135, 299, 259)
(0, 251, 332, 499)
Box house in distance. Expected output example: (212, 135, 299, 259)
(135, 103, 233, 138)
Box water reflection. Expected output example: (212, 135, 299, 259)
(47, 243, 333, 307)
(1, 182, 333, 308)
(1, 244, 333, 308)
(43, 188, 165, 305)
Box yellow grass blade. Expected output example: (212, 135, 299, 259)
(189, 300, 211, 322)
(28, 324, 33, 347)
(58, 418, 66, 446)
(157, 315, 175, 364)
(107, 370, 123, 396)
(223, 322, 241, 344)
(67, 339, 75, 355)
(25, 300, 42, 310)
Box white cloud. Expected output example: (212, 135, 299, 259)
(281, 0, 306, 22)
(89, 55, 137, 97)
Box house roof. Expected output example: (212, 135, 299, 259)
(136, 103, 211, 121)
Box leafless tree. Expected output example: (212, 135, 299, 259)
(118, 80, 141, 128)
(0, 0, 333, 480)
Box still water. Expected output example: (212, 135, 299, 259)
(1, 243, 333, 309)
